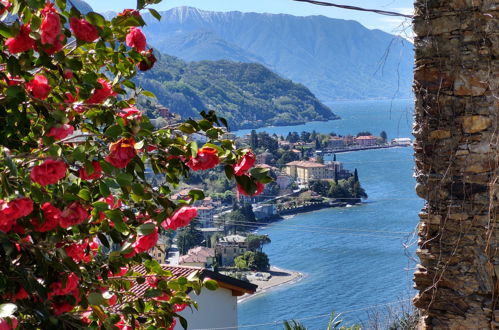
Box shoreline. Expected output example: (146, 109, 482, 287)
(238, 266, 304, 303)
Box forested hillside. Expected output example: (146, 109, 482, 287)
(137, 54, 337, 129)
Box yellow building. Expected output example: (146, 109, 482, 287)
(285, 160, 333, 182)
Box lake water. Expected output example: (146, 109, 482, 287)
(236, 99, 424, 328)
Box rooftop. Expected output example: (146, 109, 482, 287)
(286, 161, 326, 168)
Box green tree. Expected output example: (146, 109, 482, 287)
(380, 130, 388, 142)
(247, 234, 271, 252)
(176, 223, 205, 255)
(235, 251, 270, 271)
(250, 129, 259, 149)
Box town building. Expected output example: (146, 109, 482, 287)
(355, 135, 378, 146)
(328, 136, 346, 148)
(127, 265, 257, 330)
(253, 204, 278, 220)
(196, 205, 215, 228)
(391, 137, 412, 146)
(179, 246, 216, 268)
(285, 160, 332, 182)
(150, 235, 170, 264)
(215, 235, 249, 266)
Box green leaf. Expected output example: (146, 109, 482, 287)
(178, 123, 196, 134)
(137, 222, 155, 236)
(178, 315, 188, 330)
(0, 23, 13, 38)
(140, 90, 156, 98)
(148, 8, 162, 20)
(99, 181, 111, 197)
(116, 173, 133, 186)
(0, 303, 17, 318)
(92, 201, 109, 211)
(224, 165, 234, 180)
(78, 188, 91, 201)
(136, 0, 146, 10)
(188, 189, 204, 202)
(203, 279, 218, 291)
(86, 12, 106, 27)
(143, 289, 161, 298)
(250, 167, 270, 180)
(104, 125, 122, 139)
(131, 183, 144, 196)
(88, 292, 106, 306)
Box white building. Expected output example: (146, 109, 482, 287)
(129, 265, 256, 329)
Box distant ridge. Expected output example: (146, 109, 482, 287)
(139, 7, 414, 102)
(137, 54, 337, 130)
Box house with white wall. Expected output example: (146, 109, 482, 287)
(129, 265, 257, 329)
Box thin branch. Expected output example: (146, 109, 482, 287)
(292, 0, 413, 18)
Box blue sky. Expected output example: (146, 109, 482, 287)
(85, 0, 413, 35)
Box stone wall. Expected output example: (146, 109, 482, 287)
(413, 0, 498, 329)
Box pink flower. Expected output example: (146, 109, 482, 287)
(30, 159, 67, 186)
(233, 151, 256, 176)
(125, 27, 146, 51)
(146, 276, 158, 287)
(86, 78, 116, 104)
(32, 202, 62, 232)
(26, 75, 51, 100)
(46, 124, 74, 140)
(5, 25, 35, 53)
(79, 161, 102, 180)
(70, 17, 99, 42)
(52, 301, 74, 315)
(40, 3, 61, 45)
(174, 303, 187, 312)
(59, 202, 88, 228)
(132, 226, 158, 253)
(161, 207, 197, 231)
(185, 147, 220, 171)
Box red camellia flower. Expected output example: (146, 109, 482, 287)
(5, 24, 35, 54)
(105, 137, 137, 169)
(174, 303, 188, 312)
(126, 27, 146, 51)
(138, 49, 157, 71)
(86, 78, 116, 104)
(0, 317, 18, 330)
(161, 206, 197, 231)
(39, 34, 64, 55)
(59, 202, 88, 228)
(2, 197, 33, 220)
(0, 201, 14, 233)
(46, 124, 74, 140)
(118, 107, 142, 124)
(185, 147, 220, 171)
(40, 3, 61, 45)
(233, 150, 256, 176)
(117, 9, 141, 18)
(0, 0, 12, 15)
(70, 17, 99, 42)
(26, 75, 51, 100)
(133, 226, 158, 253)
(30, 159, 67, 186)
(49, 272, 79, 297)
(32, 202, 62, 232)
(13, 287, 29, 301)
(237, 181, 265, 197)
(79, 161, 102, 180)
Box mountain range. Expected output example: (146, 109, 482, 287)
(139, 7, 414, 102)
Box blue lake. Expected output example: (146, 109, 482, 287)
(237, 99, 423, 328)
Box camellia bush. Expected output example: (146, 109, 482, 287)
(0, 0, 271, 328)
